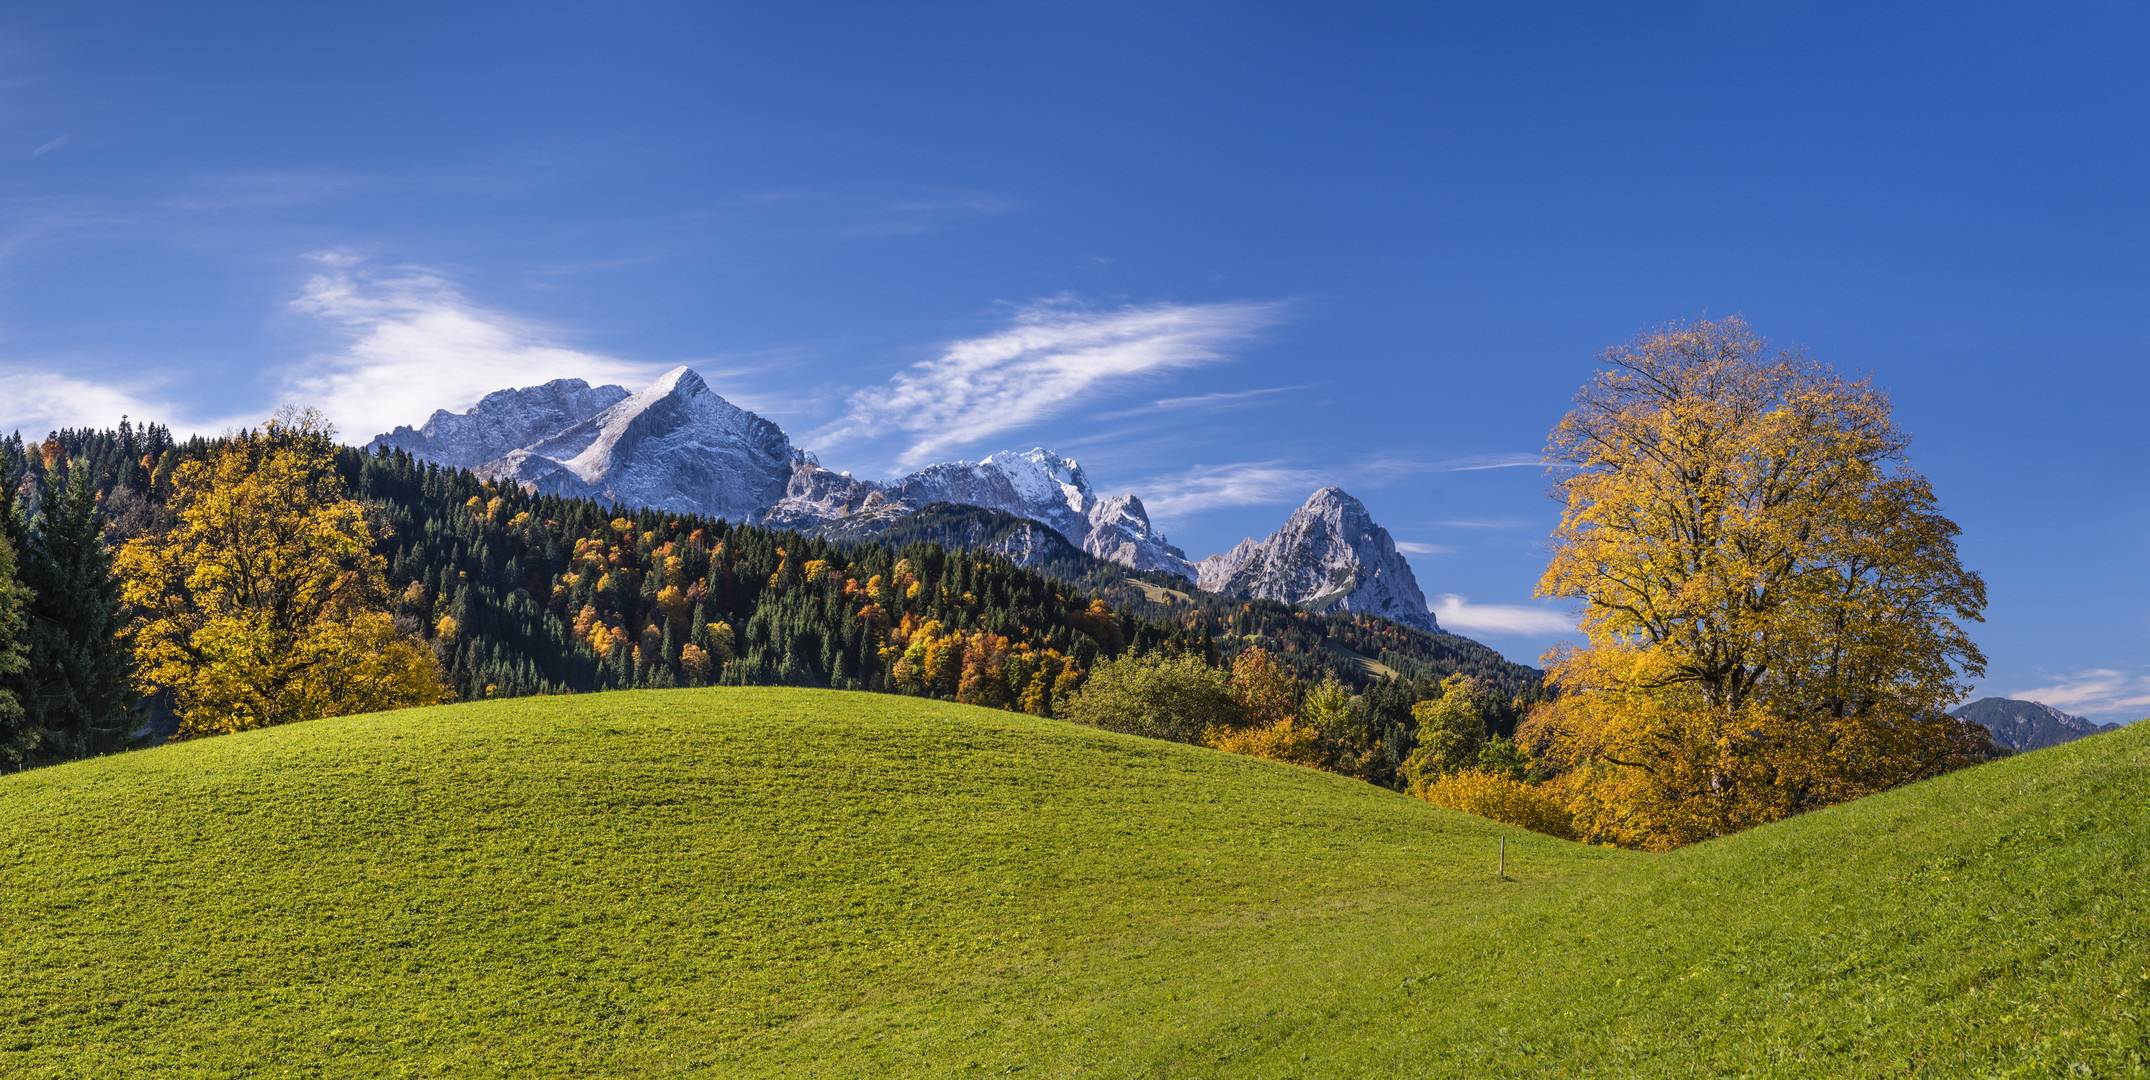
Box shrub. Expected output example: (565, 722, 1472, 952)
(1417, 770, 1576, 840)
(1205, 717, 1323, 767)
(1059, 651, 1235, 745)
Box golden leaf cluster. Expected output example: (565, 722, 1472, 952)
(1527, 318, 1989, 848)
(117, 408, 452, 735)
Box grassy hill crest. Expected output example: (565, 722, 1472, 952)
(3, 688, 2144, 1077)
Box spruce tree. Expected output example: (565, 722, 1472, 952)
(19, 460, 134, 757)
(0, 533, 35, 766)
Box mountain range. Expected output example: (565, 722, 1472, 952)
(366, 366, 1443, 632)
(1949, 697, 2124, 753)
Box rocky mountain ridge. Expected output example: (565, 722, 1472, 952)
(366, 378, 631, 469)
(367, 367, 1443, 630)
(1949, 697, 2125, 753)
(768, 448, 1194, 577)
(1195, 487, 1438, 632)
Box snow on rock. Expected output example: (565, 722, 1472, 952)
(767, 448, 1195, 578)
(363, 378, 629, 468)
(369, 376, 1442, 639)
(1195, 487, 1439, 632)
(481, 366, 800, 522)
(370, 367, 799, 523)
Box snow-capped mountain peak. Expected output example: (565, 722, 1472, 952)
(1194, 487, 1438, 631)
(370, 375, 1446, 636)
(364, 377, 629, 468)
(765, 447, 1194, 577)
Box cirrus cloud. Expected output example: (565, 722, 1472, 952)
(818, 297, 1288, 468)
(286, 254, 665, 441)
(2005, 669, 2150, 723)
(1430, 594, 1575, 637)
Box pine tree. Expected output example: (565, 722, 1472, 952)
(17, 461, 134, 756)
(0, 532, 35, 766)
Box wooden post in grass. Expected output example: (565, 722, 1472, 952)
(1498, 836, 1506, 879)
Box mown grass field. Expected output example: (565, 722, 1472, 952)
(2, 687, 2144, 1077)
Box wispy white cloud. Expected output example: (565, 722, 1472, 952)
(1137, 461, 1333, 519)
(2007, 669, 2150, 722)
(1363, 452, 1545, 475)
(821, 297, 1286, 469)
(1393, 540, 1454, 556)
(31, 135, 67, 158)
(1429, 594, 1574, 637)
(1094, 383, 1314, 421)
(731, 186, 1024, 238)
(285, 253, 665, 441)
(0, 367, 213, 438)
(1130, 450, 1552, 527)
(1433, 518, 1527, 530)
(159, 169, 376, 211)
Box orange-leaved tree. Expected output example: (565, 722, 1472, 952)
(1526, 317, 1990, 849)
(117, 408, 452, 735)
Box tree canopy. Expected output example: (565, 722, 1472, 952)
(116, 409, 451, 734)
(1526, 317, 1991, 848)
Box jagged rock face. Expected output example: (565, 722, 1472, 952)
(768, 448, 1195, 578)
(818, 502, 1092, 576)
(1084, 494, 1184, 572)
(1949, 697, 2124, 753)
(1196, 487, 1438, 632)
(366, 366, 798, 523)
(487, 366, 799, 523)
(364, 378, 629, 468)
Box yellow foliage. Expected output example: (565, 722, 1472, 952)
(1228, 648, 1296, 729)
(656, 585, 689, 629)
(1205, 717, 1323, 768)
(955, 631, 1011, 707)
(680, 643, 711, 684)
(705, 621, 735, 663)
(116, 408, 452, 735)
(1416, 770, 1576, 840)
(1533, 318, 1990, 848)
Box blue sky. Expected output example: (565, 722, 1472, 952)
(2, 2, 2146, 719)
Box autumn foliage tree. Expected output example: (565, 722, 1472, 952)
(1526, 317, 1991, 849)
(117, 408, 451, 735)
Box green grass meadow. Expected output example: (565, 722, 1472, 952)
(2, 687, 2145, 1077)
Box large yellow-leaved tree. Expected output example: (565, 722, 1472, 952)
(118, 408, 451, 735)
(1524, 317, 1990, 849)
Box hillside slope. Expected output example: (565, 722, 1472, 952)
(2, 689, 2144, 1077)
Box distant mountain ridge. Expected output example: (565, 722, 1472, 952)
(366, 378, 631, 469)
(1196, 487, 1438, 632)
(1950, 697, 2124, 753)
(367, 367, 1445, 632)
(369, 367, 800, 523)
(769, 448, 1194, 577)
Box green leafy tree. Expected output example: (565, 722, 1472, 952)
(1401, 674, 1490, 793)
(1060, 651, 1236, 745)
